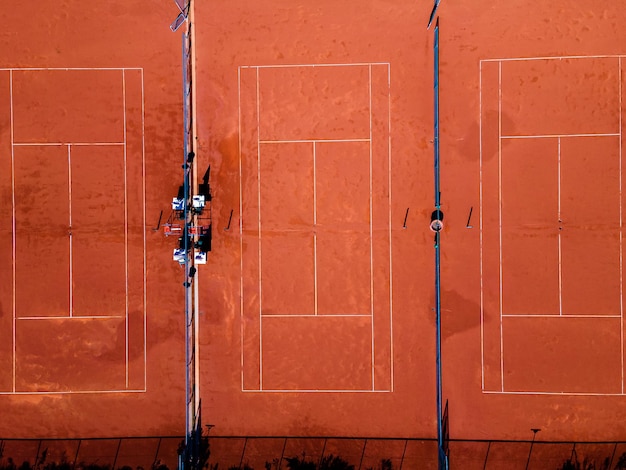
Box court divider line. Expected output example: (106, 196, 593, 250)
(498, 60, 504, 392)
(479, 61, 485, 391)
(238, 67, 245, 390)
(483, 390, 623, 396)
(261, 314, 372, 318)
(617, 57, 624, 393)
(256, 66, 263, 390)
(68, 145, 73, 318)
(558, 137, 562, 316)
(259, 139, 370, 144)
(241, 389, 392, 393)
(17, 316, 126, 320)
(0, 67, 143, 71)
(387, 63, 394, 392)
(122, 70, 129, 389)
(313, 142, 318, 316)
(141, 68, 147, 390)
(10, 70, 16, 393)
(369, 64, 375, 390)
(481, 54, 625, 63)
(502, 314, 622, 318)
(0, 389, 147, 395)
(12, 142, 125, 146)
(502, 133, 620, 139)
(240, 62, 390, 69)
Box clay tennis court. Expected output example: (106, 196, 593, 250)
(0, 67, 146, 393)
(2, 0, 626, 468)
(439, 2, 626, 447)
(0, 1, 186, 438)
(481, 55, 623, 395)
(194, 0, 626, 456)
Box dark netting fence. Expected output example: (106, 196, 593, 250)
(207, 437, 626, 470)
(3, 436, 626, 469)
(0, 437, 183, 470)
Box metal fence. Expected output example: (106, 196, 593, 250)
(0, 437, 183, 470)
(179, 2, 201, 467)
(3, 436, 626, 469)
(205, 436, 626, 470)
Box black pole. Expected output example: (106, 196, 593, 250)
(525, 429, 541, 470)
(433, 18, 446, 470)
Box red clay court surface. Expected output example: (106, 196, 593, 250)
(3, 0, 626, 465)
(1, 68, 146, 393)
(0, 2, 187, 437)
(238, 63, 393, 392)
(195, 0, 626, 444)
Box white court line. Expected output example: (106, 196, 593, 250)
(244, 62, 394, 392)
(483, 390, 624, 396)
(486, 56, 626, 395)
(241, 389, 392, 393)
(256, 66, 263, 390)
(262, 227, 365, 233)
(313, 142, 318, 316)
(0, 389, 147, 395)
(68, 145, 73, 317)
(12, 142, 125, 146)
(240, 62, 390, 69)
(190, 16, 201, 408)
(479, 61, 485, 390)
(238, 67, 245, 389)
(387, 64, 394, 392)
(558, 137, 562, 316)
(502, 133, 620, 139)
(10, 70, 16, 393)
(369, 64, 375, 390)
(617, 57, 624, 393)
(482, 56, 626, 395)
(7, 67, 147, 395)
(141, 68, 148, 390)
(498, 61, 504, 391)
(17, 315, 126, 320)
(122, 70, 129, 389)
(502, 314, 622, 318)
(259, 139, 370, 144)
(0, 67, 143, 71)
(262, 314, 373, 318)
(481, 54, 626, 63)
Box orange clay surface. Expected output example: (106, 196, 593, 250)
(0, 1, 187, 437)
(193, 0, 626, 445)
(2, 0, 626, 461)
